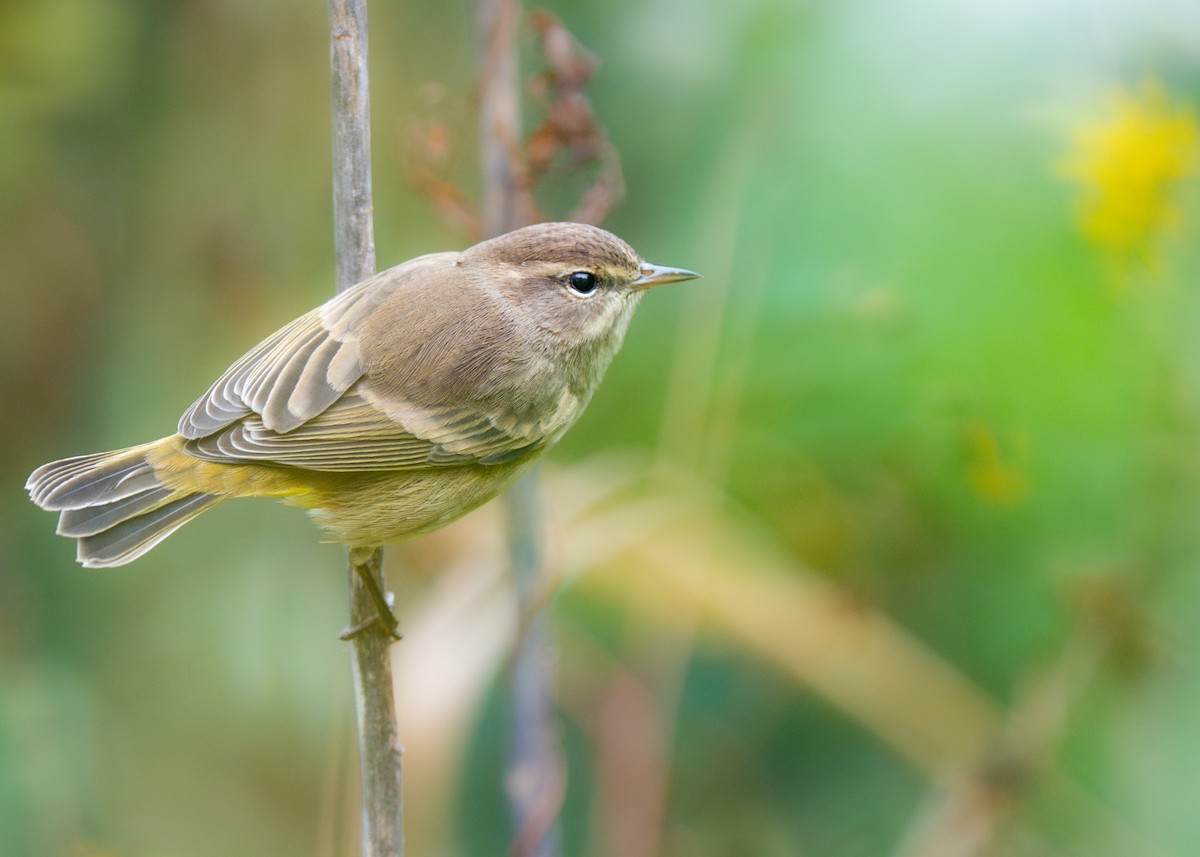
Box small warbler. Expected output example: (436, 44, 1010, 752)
(27, 222, 698, 567)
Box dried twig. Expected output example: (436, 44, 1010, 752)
(527, 10, 624, 225)
(410, 8, 622, 238)
(328, 1, 404, 855)
(404, 113, 483, 240)
(475, 0, 537, 236)
(893, 576, 1163, 857)
(395, 7, 621, 854)
(473, 3, 563, 856)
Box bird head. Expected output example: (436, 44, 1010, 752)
(459, 221, 699, 351)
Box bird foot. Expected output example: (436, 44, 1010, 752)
(339, 613, 403, 641)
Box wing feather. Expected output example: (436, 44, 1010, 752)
(177, 286, 378, 438)
(182, 390, 547, 472)
(173, 253, 570, 472)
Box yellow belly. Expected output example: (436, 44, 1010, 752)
(148, 435, 538, 547)
(290, 458, 536, 546)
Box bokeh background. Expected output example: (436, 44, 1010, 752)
(5, 0, 1200, 855)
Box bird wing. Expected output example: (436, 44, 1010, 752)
(175, 256, 560, 471)
(181, 390, 546, 470)
(177, 267, 394, 438)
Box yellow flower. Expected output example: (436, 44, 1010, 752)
(1060, 80, 1199, 259)
(964, 420, 1028, 506)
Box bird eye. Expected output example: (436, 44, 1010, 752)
(566, 271, 598, 295)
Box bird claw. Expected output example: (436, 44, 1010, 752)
(342, 551, 403, 642)
(339, 613, 403, 641)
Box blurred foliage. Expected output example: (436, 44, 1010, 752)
(4, 1, 1200, 856)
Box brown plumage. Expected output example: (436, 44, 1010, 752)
(26, 222, 698, 567)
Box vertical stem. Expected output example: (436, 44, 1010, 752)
(345, 548, 403, 857)
(327, 2, 403, 856)
(329, 0, 376, 288)
(475, 0, 525, 237)
(473, 2, 564, 855)
(504, 472, 564, 857)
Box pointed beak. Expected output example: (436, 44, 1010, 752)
(633, 262, 701, 290)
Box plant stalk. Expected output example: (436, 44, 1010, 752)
(328, 1, 403, 855)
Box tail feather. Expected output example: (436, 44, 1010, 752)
(27, 440, 220, 567)
(27, 445, 163, 510)
(76, 493, 221, 568)
(57, 486, 179, 538)
(25, 452, 115, 506)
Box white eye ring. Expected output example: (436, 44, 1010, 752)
(567, 271, 598, 295)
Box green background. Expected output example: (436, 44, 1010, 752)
(4, 0, 1200, 855)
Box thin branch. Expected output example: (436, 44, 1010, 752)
(503, 473, 565, 857)
(475, 0, 537, 236)
(473, 2, 563, 856)
(345, 550, 403, 857)
(328, 1, 403, 855)
(329, 0, 376, 289)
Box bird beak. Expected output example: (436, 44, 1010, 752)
(633, 263, 701, 290)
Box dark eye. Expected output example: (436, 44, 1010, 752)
(567, 271, 598, 295)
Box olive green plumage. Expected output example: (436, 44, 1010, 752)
(26, 222, 698, 567)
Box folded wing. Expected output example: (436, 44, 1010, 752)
(183, 391, 544, 470)
(175, 259, 550, 471)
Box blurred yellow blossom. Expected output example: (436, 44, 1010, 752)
(964, 420, 1029, 506)
(1059, 80, 1199, 259)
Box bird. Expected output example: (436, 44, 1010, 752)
(26, 221, 699, 569)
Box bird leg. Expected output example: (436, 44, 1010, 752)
(340, 548, 403, 641)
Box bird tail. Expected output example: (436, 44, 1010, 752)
(26, 440, 222, 568)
